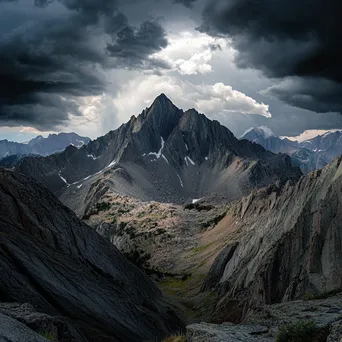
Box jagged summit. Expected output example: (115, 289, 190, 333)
(15, 96, 301, 214)
(153, 93, 174, 104)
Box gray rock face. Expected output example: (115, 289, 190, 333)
(327, 320, 342, 342)
(203, 157, 342, 321)
(0, 169, 184, 342)
(0, 312, 49, 342)
(0, 132, 89, 160)
(186, 323, 272, 342)
(16, 95, 301, 215)
(0, 303, 85, 342)
(187, 294, 342, 342)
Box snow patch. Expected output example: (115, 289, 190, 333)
(107, 159, 116, 168)
(87, 154, 97, 160)
(162, 154, 169, 163)
(77, 140, 85, 147)
(143, 137, 169, 162)
(184, 156, 196, 166)
(192, 198, 203, 204)
(77, 184, 83, 189)
(185, 143, 188, 151)
(241, 126, 274, 139)
(177, 173, 184, 188)
(256, 126, 274, 138)
(240, 127, 254, 138)
(58, 172, 70, 187)
(205, 156, 209, 161)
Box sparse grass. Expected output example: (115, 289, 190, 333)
(192, 242, 214, 254)
(39, 331, 56, 341)
(162, 335, 185, 342)
(159, 276, 193, 296)
(276, 320, 318, 342)
(304, 289, 341, 301)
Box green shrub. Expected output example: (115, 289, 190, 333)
(39, 331, 56, 341)
(95, 202, 111, 212)
(276, 320, 318, 342)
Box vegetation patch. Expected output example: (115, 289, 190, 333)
(304, 289, 341, 301)
(39, 331, 56, 341)
(162, 335, 185, 342)
(159, 275, 193, 296)
(276, 320, 319, 342)
(124, 250, 151, 268)
(95, 202, 111, 212)
(192, 242, 214, 254)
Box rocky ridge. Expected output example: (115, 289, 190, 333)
(16, 94, 301, 215)
(0, 168, 184, 342)
(201, 157, 342, 322)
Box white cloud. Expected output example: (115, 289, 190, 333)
(175, 49, 213, 75)
(112, 75, 271, 123)
(195, 82, 271, 117)
(282, 129, 342, 142)
(153, 31, 229, 75)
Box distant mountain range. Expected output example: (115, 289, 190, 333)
(0, 132, 90, 160)
(241, 127, 342, 173)
(14, 94, 301, 215)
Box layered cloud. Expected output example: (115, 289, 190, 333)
(199, 0, 342, 113)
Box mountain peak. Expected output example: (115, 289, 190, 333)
(242, 126, 274, 139)
(152, 93, 174, 107)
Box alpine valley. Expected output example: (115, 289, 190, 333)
(2, 95, 342, 342)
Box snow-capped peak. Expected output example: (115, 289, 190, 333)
(255, 126, 274, 138)
(241, 126, 274, 139)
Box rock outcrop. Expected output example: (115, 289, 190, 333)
(186, 293, 342, 342)
(202, 157, 342, 321)
(0, 312, 50, 342)
(186, 323, 271, 342)
(0, 168, 184, 342)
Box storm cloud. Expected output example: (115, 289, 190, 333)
(199, 0, 342, 113)
(0, 0, 168, 129)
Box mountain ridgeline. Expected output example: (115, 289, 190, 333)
(0, 132, 90, 160)
(16, 94, 301, 215)
(242, 127, 342, 173)
(201, 157, 342, 323)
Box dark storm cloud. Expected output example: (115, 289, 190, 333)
(262, 78, 342, 114)
(107, 21, 168, 68)
(173, 0, 198, 8)
(0, 0, 168, 129)
(199, 0, 342, 113)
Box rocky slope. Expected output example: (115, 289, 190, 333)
(186, 293, 342, 341)
(0, 168, 183, 342)
(242, 127, 342, 173)
(0, 132, 89, 160)
(201, 157, 342, 322)
(16, 94, 301, 214)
